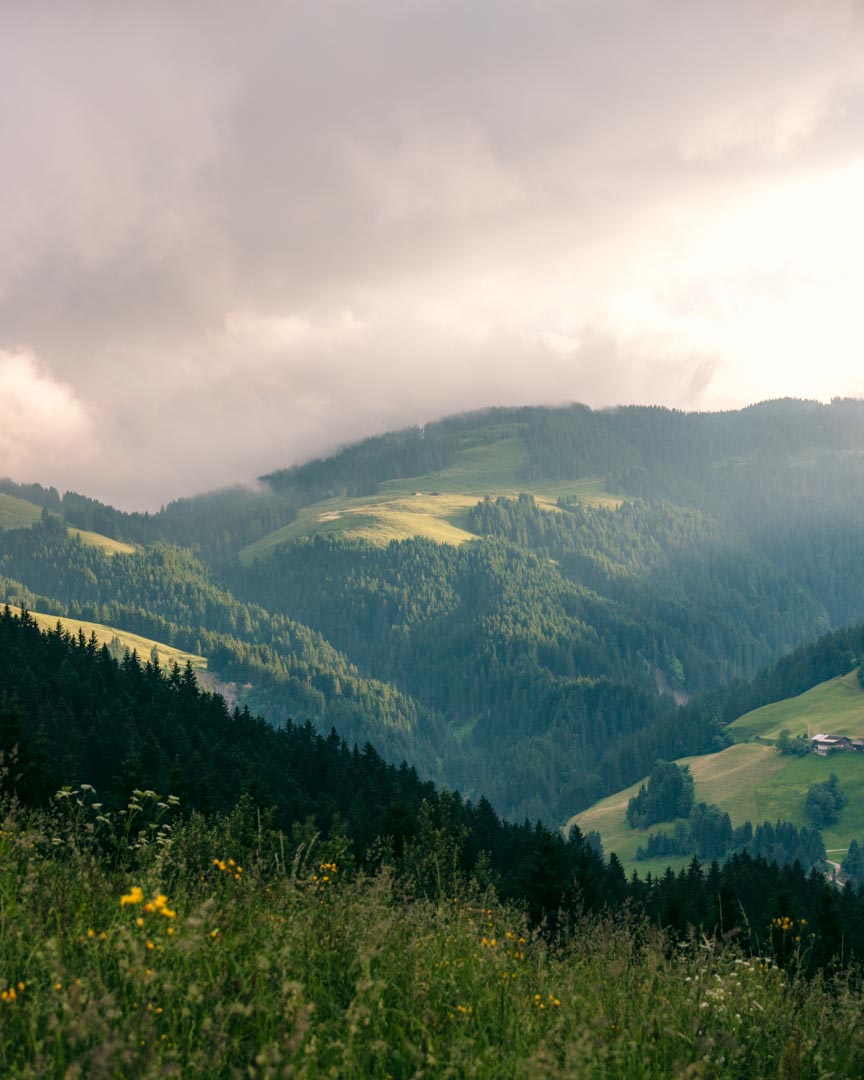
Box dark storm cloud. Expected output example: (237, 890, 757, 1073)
(3, 0, 864, 507)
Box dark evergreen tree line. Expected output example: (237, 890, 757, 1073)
(637, 812, 825, 872)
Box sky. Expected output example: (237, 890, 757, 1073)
(3, 0, 864, 510)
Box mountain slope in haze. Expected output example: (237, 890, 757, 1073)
(4, 398, 864, 822)
(241, 436, 615, 559)
(0, 491, 135, 555)
(0, 515, 445, 779)
(226, 400, 864, 817)
(0, 605, 596, 909)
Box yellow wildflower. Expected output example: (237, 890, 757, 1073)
(120, 885, 144, 906)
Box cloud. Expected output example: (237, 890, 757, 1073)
(3, 1, 864, 507)
(0, 349, 99, 480)
(345, 126, 527, 224)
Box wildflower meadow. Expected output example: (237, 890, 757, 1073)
(2, 789, 864, 1078)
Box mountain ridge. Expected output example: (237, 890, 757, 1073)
(3, 397, 864, 823)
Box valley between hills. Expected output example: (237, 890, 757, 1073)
(571, 668, 864, 876)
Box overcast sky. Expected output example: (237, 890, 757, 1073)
(3, 0, 864, 509)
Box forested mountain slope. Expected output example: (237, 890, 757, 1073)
(0, 606, 538, 881)
(0, 516, 443, 775)
(3, 398, 864, 822)
(5, 605, 864, 992)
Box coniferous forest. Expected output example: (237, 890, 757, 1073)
(5, 400, 864, 1075)
(5, 401, 864, 820)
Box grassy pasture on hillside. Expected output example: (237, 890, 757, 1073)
(568, 744, 787, 876)
(730, 669, 864, 742)
(241, 436, 617, 561)
(569, 672, 864, 875)
(68, 526, 136, 556)
(0, 492, 42, 530)
(5, 604, 206, 671)
(0, 494, 135, 555)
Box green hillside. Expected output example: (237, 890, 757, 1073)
(8, 607, 864, 1078)
(5, 603, 206, 671)
(240, 436, 616, 562)
(730, 668, 864, 741)
(0, 492, 134, 555)
(68, 526, 136, 555)
(568, 668, 864, 875)
(0, 492, 42, 530)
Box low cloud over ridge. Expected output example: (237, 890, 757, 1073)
(3, 1, 864, 508)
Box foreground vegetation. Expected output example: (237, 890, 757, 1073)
(4, 794, 864, 1079)
(4, 610, 864, 1073)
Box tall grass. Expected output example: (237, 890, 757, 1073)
(1, 791, 863, 1078)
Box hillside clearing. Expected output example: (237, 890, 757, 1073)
(730, 669, 864, 742)
(241, 436, 618, 561)
(5, 604, 206, 671)
(568, 668, 864, 876)
(0, 494, 135, 555)
(0, 493, 42, 530)
(68, 527, 136, 555)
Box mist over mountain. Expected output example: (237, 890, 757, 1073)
(5, 2, 864, 508)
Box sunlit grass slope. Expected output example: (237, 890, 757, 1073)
(0, 493, 134, 555)
(240, 436, 617, 562)
(729, 669, 864, 741)
(5, 604, 206, 671)
(67, 527, 136, 556)
(568, 669, 864, 875)
(0, 492, 42, 530)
